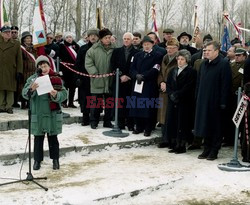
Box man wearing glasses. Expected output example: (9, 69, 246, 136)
(11, 26, 19, 41)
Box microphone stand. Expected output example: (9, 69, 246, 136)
(0, 79, 48, 191)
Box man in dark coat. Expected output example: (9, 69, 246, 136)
(110, 32, 139, 130)
(177, 32, 197, 56)
(147, 32, 166, 57)
(0, 25, 23, 114)
(194, 41, 232, 160)
(166, 49, 197, 153)
(130, 36, 162, 136)
(158, 28, 174, 49)
(75, 28, 99, 126)
(132, 32, 142, 50)
(45, 33, 60, 71)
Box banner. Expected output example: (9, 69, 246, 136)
(32, 0, 47, 48)
(151, 3, 160, 43)
(192, 5, 200, 48)
(221, 25, 231, 52)
(0, 0, 8, 28)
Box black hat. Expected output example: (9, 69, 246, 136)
(99, 28, 112, 39)
(163, 28, 174, 34)
(203, 34, 213, 43)
(11, 26, 19, 31)
(141, 36, 154, 44)
(0, 25, 11, 33)
(177, 32, 192, 42)
(231, 37, 241, 45)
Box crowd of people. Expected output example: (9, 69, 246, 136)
(1, 24, 250, 170)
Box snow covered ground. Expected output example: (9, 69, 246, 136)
(0, 105, 250, 204)
(0, 145, 250, 205)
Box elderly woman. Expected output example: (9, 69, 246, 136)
(59, 32, 79, 108)
(20, 31, 37, 109)
(165, 49, 197, 153)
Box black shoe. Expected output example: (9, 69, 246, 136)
(119, 125, 125, 130)
(68, 104, 77, 108)
(198, 150, 210, 159)
(53, 159, 60, 170)
(33, 161, 41, 170)
(6, 108, 13, 114)
(144, 131, 151, 137)
(168, 148, 177, 153)
(157, 142, 169, 148)
(132, 130, 143, 134)
(206, 151, 218, 161)
(128, 127, 134, 131)
(12, 103, 20, 108)
(91, 124, 97, 129)
(103, 122, 113, 128)
(222, 142, 234, 147)
(81, 121, 90, 126)
(175, 146, 186, 154)
(242, 158, 250, 163)
(187, 144, 201, 150)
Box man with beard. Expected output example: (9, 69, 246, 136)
(177, 32, 197, 55)
(75, 28, 99, 126)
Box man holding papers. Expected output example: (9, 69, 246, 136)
(22, 55, 67, 170)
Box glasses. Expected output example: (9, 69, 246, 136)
(47, 37, 53, 39)
(11, 31, 18, 34)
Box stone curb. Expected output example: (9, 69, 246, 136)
(0, 137, 160, 161)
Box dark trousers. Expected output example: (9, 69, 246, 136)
(90, 93, 112, 125)
(203, 135, 223, 152)
(135, 117, 152, 133)
(34, 134, 59, 162)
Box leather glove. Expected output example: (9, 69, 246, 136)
(75, 79, 82, 87)
(16, 72, 24, 82)
(170, 93, 179, 103)
(136, 74, 144, 85)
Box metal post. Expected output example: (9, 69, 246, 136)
(218, 87, 250, 171)
(103, 68, 129, 138)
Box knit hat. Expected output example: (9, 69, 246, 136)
(203, 34, 213, 43)
(35, 55, 51, 68)
(99, 28, 112, 39)
(63, 31, 75, 40)
(21, 31, 32, 41)
(177, 32, 192, 42)
(87, 28, 99, 37)
(166, 37, 179, 47)
(141, 36, 154, 44)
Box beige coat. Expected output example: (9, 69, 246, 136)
(0, 35, 23, 91)
(157, 54, 177, 124)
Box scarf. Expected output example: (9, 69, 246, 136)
(40, 69, 63, 111)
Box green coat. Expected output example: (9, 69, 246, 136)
(230, 61, 244, 94)
(0, 35, 23, 91)
(22, 74, 67, 136)
(85, 41, 115, 94)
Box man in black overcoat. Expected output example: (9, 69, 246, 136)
(194, 41, 232, 160)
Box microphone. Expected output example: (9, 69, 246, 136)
(36, 68, 42, 75)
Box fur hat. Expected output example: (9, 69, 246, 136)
(203, 34, 213, 43)
(63, 31, 75, 40)
(166, 37, 179, 47)
(177, 32, 192, 42)
(141, 36, 154, 44)
(99, 28, 112, 39)
(21, 31, 32, 41)
(35, 55, 51, 68)
(87, 28, 99, 37)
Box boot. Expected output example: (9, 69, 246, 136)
(103, 121, 113, 128)
(53, 159, 60, 170)
(198, 148, 211, 159)
(175, 146, 186, 154)
(33, 161, 41, 170)
(207, 150, 218, 161)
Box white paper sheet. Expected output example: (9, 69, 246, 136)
(134, 81, 144, 93)
(34, 75, 53, 96)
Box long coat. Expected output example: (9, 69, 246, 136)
(129, 50, 162, 118)
(157, 54, 178, 124)
(85, 41, 116, 94)
(110, 46, 139, 118)
(194, 55, 232, 138)
(0, 35, 23, 91)
(22, 73, 67, 136)
(166, 66, 197, 144)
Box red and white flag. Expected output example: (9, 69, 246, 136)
(151, 3, 160, 43)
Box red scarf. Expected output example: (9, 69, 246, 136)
(40, 70, 63, 111)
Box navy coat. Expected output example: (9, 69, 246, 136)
(194, 55, 232, 137)
(129, 50, 162, 118)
